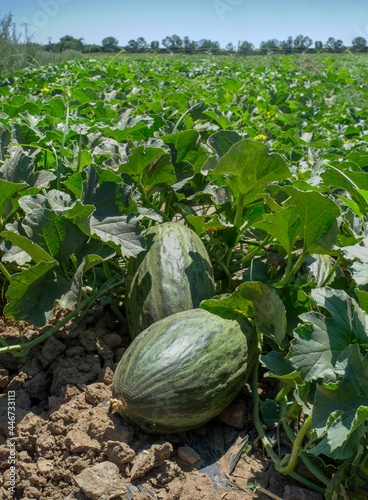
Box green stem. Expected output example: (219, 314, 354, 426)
(103, 261, 112, 281)
(228, 234, 273, 273)
(322, 255, 341, 286)
(0, 336, 9, 348)
(173, 100, 204, 132)
(224, 193, 246, 271)
(164, 192, 172, 217)
(252, 360, 324, 494)
(285, 399, 301, 419)
(0, 298, 89, 357)
(279, 250, 308, 288)
(50, 144, 61, 191)
(138, 185, 170, 222)
(0, 276, 125, 358)
(213, 258, 232, 284)
(77, 130, 82, 172)
(60, 98, 69, 160)
(284, 252, 293, 281)
(0, 261, 11, 282)
(277, 414, 312, 475)
(280, 413, 329, 485)
(234, 193, 246, 232)
(275, 384, 293, 404)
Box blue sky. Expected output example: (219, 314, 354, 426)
(4, 0, 368, 48)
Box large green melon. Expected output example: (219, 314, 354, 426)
(125, 222, 215, 339)
(111, 308, 255, 434)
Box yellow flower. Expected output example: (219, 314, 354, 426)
(66, 90, 71, 94)
(43, 87, 50, 92)
(254, 134, 267, 141)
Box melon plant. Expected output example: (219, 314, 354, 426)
(125, 222, 215, 338)
(111, 308, 256, 434)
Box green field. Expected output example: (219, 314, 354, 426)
(1, 54, 368, 498)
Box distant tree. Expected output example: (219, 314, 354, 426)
(150, 40, 159, 51)
(294, 35, 313, 51)
(102, 36, 119, 52)
(325, 37, 344, 52)
(0, 12, 18, 44)
(325, 37, 336, 52)
(315, 40, 323, 51)
(161, 35, 183, 52)
(333, 39, 345, 52)
(126, 39, 138, 52)
(280, 36, 293, 54)
(136, 37, 148, 52)
(238, 40, 254, 55)
(162, 36, 173, 51)
(183, 36, 191, 53)
(260, 39, 280, 53)
(352, 36, 367, 52)
(226, 42, 235, 53)
(83, 44, 102, 53)
(171, 35, 183, 50)
(198, 39, 220, 54)
(57, 35, 84, 52)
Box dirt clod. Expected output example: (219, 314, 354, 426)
(74, 461, 127, 499)
(130, 441, 173, 480)
(284, 485, 324, 500)
(177, 445, 200, 465)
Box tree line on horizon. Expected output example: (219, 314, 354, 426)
(46, 33, 368, 55)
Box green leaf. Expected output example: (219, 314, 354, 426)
(212, 139, 290, 205)
(304, 254, 337, 288)
(253, 206, 301, 254)
(3, 261, 62, 326)
(342, 238, 368, 286)
(201, 281, 286, 344)
(0, 150, 55, 188)
(0, 179, 27, 219)
(65, 201, 95, 235)
(1, 231, 55, 264)
(162, 130, 207, 172)
(186, 214, 229, 236)
(261, 351, 301, 382)
(284, 187, 340, 253)
(118, 146, 174, 191)
(207, 130, 243, 158)
(289, 288, 368, 382)
(355, 289, 368, 314)
(90, 214, 144, 258)
(20, 209, 86, 266)
(310, 344, 368, 458)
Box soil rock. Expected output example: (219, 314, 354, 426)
(66, 429, 101, 454)
(152, 460, 183, 485)
(284, 485, 324, 500)
(103, 440, 136, 464)
(130, 441, 173, 481)
(41, 336, 66, 365)
(85, 382, 111, 405)
(74, 461, 127, 499)
(218, 397, 249, 429)
(88, 405, 133, 443)
(0, 368, 9, 388)
(177, 446, 200, 465)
